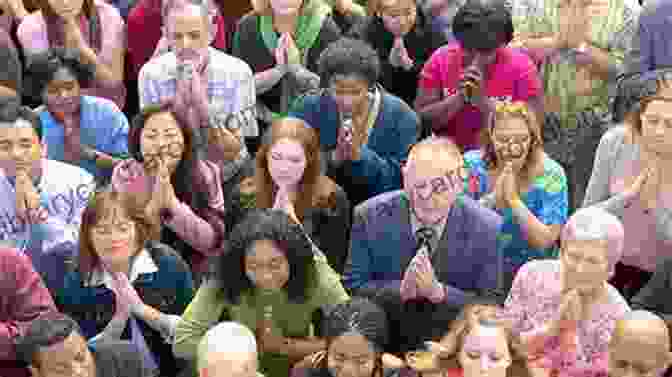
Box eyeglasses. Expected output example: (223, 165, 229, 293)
(641, 114, 672, 131)
(492, 135, 531, 146)
(411, 166, 467, 200)
(380, 7, 416, 18)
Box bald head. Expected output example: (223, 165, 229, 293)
(197, 322, 258, 377)
(407, 137, 462, 167)
(609, 311, 672, 377)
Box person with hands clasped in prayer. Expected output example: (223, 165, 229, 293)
(24, 48, 130, 183)
(502, 207, 631, 377)
(415, 0, 543, 152)
(289, 37, 419, 205)
(232, 0, 341, 146)
(112, 103, 227, 282)
(464, 101, 568, 291)
(584, 70, 672, 300)
(54, 187, 194, 377)
(17, 0, 127, 108)
(174, 209, 350, 377)
(344, 137, 501, 355)
(227, 117, 351, 273)
(0, 101, 94, 292)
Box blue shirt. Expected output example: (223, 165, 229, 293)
(40, 96, 130, 182)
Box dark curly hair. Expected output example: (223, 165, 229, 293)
(0, 98, 43, 140)
(324, 298, 389, 352)
(216, 209, 317, 304)
(317, 38, 380, 88)
(23, 47, 95, 102)
(452, 0, 514, 51)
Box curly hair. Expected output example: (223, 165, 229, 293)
(452, 0, 514, 50)
(216, 209, 317, 304)
(23, 47, 95, 102)
(317, 38, 380, 88)
(482, 101, 544, 182)
(437, 303, 531, 377)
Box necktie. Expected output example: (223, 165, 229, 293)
(415, 227, 436, 256)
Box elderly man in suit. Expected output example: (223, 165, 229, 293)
(344, 136, 502, 354)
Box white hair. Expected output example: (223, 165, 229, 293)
(197, 322, 257, 369)
(162, 0, 215, 40)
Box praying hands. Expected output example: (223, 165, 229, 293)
(144, 159, 179, 221)
(15, 170, 46, 224)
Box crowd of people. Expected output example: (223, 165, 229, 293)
(2, 0, 672, 375)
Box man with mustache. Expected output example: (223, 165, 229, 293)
(0, 100, 94, 292)
(139, 0, 258, 186)
(344, 137, 502, 354)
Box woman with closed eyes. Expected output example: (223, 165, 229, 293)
(463, 101, 568, 292)
(226, 117, 351, 274)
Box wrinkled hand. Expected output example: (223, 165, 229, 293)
(415, 258, 444, 301)
(552, 289, 583, 334)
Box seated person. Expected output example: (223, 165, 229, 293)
(15, 313, 147, 377)
(227, 117, 351, 274)
(289, 37, 419, 205)
(138, 0, 258, 162)
(423, 302, 532, 377)
(173, 209, 350, 377)
(0, 246, 56, 377)
(231, 0, 339, 136)
(344, 137, 502, 353)
(54, 187, 194, 377)
(17, 0, 126, 108)
(112, 103, 227, 281)
(349, 0, 447, 107)
(24, 48, 130, 183)
(0, 101, 94, 291)
(197, 321, 264, 377)
(291, 297, 403, 377)
(503, 207, 630, 377)
(415, 0, 542, 152)
(608, 311, 672, 377)
(583, 69, 672, 300)
(464, 101, 568, 291)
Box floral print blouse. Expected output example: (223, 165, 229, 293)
(463, 150, 568, 288)
(503, 260, 630, 377)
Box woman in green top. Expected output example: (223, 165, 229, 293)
(173, 209, 350, 377)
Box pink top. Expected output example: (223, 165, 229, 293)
(418, 42, 542, 150)
(111, 159, 225, 271)
(17, 0, 126, 108)
(503, 260, 630, 377)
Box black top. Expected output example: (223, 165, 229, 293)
(631, 257, 672, 323)
(348, 6, 447, 106)
(232, 12, 342, 118)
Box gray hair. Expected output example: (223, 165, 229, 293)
(163, 0, 214, 38)
(197, 322, 258, 369)
(561, 206, 625, 275)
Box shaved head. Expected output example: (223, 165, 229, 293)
(609, 311, 672, 377)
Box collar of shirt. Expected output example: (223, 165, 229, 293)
(409, 209, 447, 252)
(84, 248, 158, 288)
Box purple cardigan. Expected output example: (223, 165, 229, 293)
(0, 247, 57, 376)
(343, 190, 503, 307)
(625, 0, 672, 73)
